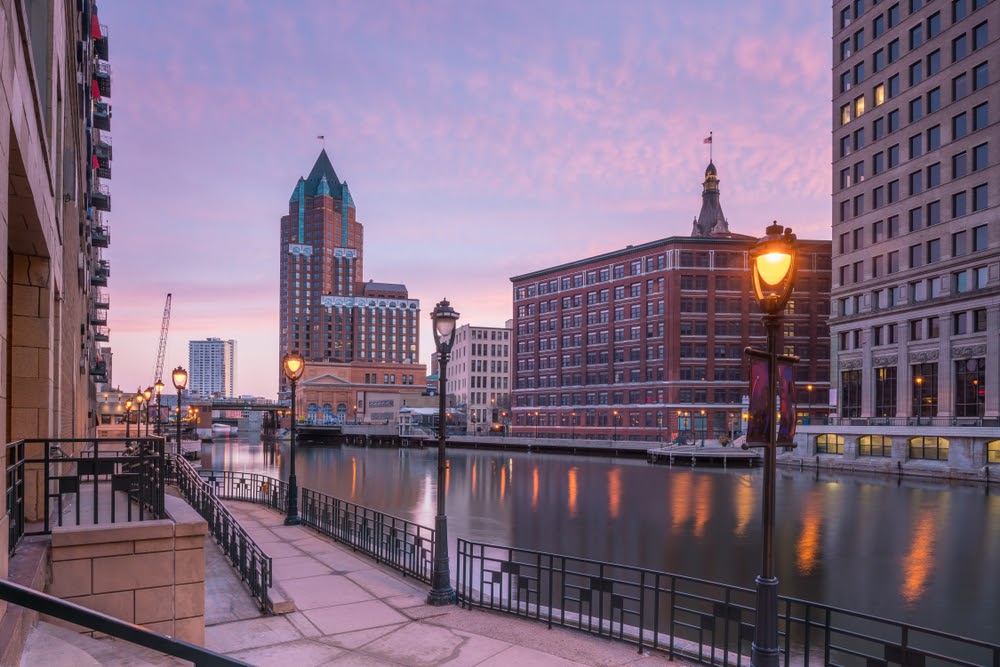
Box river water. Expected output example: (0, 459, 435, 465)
(202, 434, 1000, 643)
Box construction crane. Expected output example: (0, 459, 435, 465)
(152, 293, 172, 384)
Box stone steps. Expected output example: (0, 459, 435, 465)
(19, 621, 185, 666)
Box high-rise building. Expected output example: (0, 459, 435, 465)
(279, 151, 421, 395)
(830, 0, 998, 461)
(510, 164, 832, 442)
(188, 338, 236, 398)
(443, 322, 513, 433)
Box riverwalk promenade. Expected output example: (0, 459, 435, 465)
(23, 497, 686, 666)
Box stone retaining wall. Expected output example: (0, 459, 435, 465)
(46, 496, 207, 645)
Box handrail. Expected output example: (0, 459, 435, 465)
(172, 458, 272, 611)
(0, 578, 249, 666)
(301, 487, 435, 582)
(456, 538, 1000, 666)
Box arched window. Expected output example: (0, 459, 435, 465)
(987, 440, 1000, 464)
(859, 435, 892, 457)
(816, 434, 845, 454)
(909, 436, 949, 460)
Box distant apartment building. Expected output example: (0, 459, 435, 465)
(278, 150, 423, 397)
(511, 164, 833, 442)
(827, 0, 998, 466)
(188, 338, 236, 398)
(442, 322, 513, 433)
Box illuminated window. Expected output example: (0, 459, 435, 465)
(859, 435, 892, 457)
(855, 95, 866, 117)
(816, 434, 845, 454)
(909, 436, 949, 461)
(874, 83, 885, 106)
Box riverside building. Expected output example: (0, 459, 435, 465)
(279, 151, 423, 398)
(188, 338, 236, 398)
(826, 0, 999, 469)
(440, 322, 513, 433)
(510, 164, 833, 442)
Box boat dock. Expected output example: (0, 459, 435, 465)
(647, 442, 760, 467)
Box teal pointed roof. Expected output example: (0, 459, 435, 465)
(289, 177, 303, 203)
(316, 175, 331, 197)
(304, 149, 341, 196)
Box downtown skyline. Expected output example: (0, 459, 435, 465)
(101, 0, 832, 397)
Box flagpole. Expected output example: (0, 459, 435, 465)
(710, 131, 713, 162)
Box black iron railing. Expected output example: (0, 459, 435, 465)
(6, 437, 166, 555)
(172, 459, 272, 611)
(0, 578, 249, 666)
(301, 487, 435, 583)
(197, 468, 288, 514)
(820, 416, 1000, 428)
(456, 540, 1000, 667)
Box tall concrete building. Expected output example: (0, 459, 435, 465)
(188, 338, 236, 398)
(828, 0, 999, 467)
(443, 322, 513, 433)
(278, 151, 423, 398)
(510, 164, 832, 442)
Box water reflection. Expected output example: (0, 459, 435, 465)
(205, 434, 1000, 643)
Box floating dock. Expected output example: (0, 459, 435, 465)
(647, 443, 760, 467)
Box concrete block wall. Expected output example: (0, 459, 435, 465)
(46, 498, 208, 645)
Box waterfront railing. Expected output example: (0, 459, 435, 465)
(172, 459, 273, 611)
(456, 539, 1000, 667)
(301, 487, 434, 582)
(6, 437, 166, 555)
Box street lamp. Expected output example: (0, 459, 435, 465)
(172, 366, 188, 457)
(282, 351, 305, 526)
(429, 298, 459, 605)
(154, 380, 164, 436)
(700, 409, 707, 447)
(134, 390, 145, 441)
(571, 411, 577, 439)
(125, 399, 133, 439)
(748, 221, 798, 667)
(657, 411, 663, 442)
(143, 387, 153, 436)
(612, 410, 619, 441)
(533, 410, 539, 438)
(915, 376, 924, 425)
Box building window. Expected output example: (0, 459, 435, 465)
(909, 436, 949, 460)
(927, 51, 942, 77)
(874, 367, 897, 418)
(909, 133, 922, 158)
(860, 435, 892, 457)
(888, 108, 900, 133)
(912, 363, 938, 418)
(953, 73, 968, 102)
(953, 33, 969, 61)
(927, 200, 941, 226)
(953, 191, 968, 217)
(927, 163, 941, 188)
(910, 24, 923, 50)
(888, 143, 900, 167)
(816, 434, 845, 454)
(972, 224, 988, 250)
(953, 151, 967, 178)
(973, 102, 988, 131)
(841, 370, 862, 418)
(909, 61, 923, 87)
(972, 183, 988, 211)
(927, 125, 941, 150)
(973, 143, 988, 170)
(972, 21, 988, 50)
(973, 62, 988, 90)
(908, 170, 922, 195)
(889, 37, 900, 62)
(953, 112, 968, 139)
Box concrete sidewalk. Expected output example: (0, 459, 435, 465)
(207, 501, 688, 666)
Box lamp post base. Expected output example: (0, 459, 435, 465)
(751, 575, 780, 667)
(427, 513, 455, 606)
(284, 515, 301, 526)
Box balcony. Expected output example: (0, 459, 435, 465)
(89, 358, 108, 382)
(91, 223, 109, 247)
(95, 24, 109, 60)
(95, 138, 112, 180)
(91, 260, 110, 287)
(94, 326, 110, 342)
(90, 310, 108, 327)
(93, 101, 111, 131)
(93, 289, 110, 310)
(90, 183, 110, 211)
(94, 62, 111, 98)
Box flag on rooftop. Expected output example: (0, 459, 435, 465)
(703, 135, 712, 144)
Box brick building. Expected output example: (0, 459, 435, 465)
(279, 151, 425, 403)
(510, 164, 832, 442)
(439, 322, 512, 433)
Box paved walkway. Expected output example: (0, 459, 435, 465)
(207, 501, 688, 666)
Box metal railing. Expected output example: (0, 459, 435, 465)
(197, 468, 288, 514)
(172, 460, 272, 610)
(456, 540, 1000, 667)
(301, 487, 435, 583)
(6, 437, 166, 555)
(818, 416, 1000, 428)
(0, 578, 248, 666)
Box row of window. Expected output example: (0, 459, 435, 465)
(839, 0, 990, 58)
(840, 166, 989, 225)
(840, 359, 985, 418)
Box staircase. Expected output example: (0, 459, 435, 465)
(20, 621, 186, 666)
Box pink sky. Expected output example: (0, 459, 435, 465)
(101, 0, 832, 397)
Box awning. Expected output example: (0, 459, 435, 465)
(91, 80, 100, 99)
(91, 15, 102, 39)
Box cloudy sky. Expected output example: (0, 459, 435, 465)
(101, 0, 832, 397)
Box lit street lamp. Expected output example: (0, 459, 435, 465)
(915, 376, 924, 425)
(571, 411, 577, 439)
(154, 380, 164, 436)
(612, 410, 619, 441)
(748, 221, 798, 667)
(125, 399, 133, 439)
(143, 387, 153, 436)
(282, 351, 305, 526)
(700, 409, 707, 447)
(806, 384, 813, 425)
(172, 366, 188, 457)
(134, 389, 145, 441)
(429, 298, 459, 605)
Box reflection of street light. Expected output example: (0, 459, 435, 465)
(429, 298, 459, 605)
(172, 366, 188, 457)
(748, 221, 797, 667)
(282, 351, 305, 526)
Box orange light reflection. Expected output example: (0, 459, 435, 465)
(901, 513, 936, 604)
(567, 467, 578, 518)
(608, 469, 621, 519)
(733, 476, 753, 536)
(796, 492, 821, 575)
(532, 467, 539, 509)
